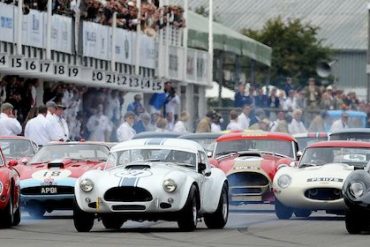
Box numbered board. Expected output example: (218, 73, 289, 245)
(91, 71, 163, 91)
(0, 54, 164, 92)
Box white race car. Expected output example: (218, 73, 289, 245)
(273, 141, 370, 219)
(73, 138, 229, 232)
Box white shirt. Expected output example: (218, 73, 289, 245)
(173, 121, 187, 133)
(47, 115, 70, 141)
(283, 97, 296, 111)
(116, 122, 136, 142)
(330, 119, 349, 132)
(288, 119, 307, 135)
(86, 114, 112, 141)
(0, 112, 22, 136)
(165, 95, 180, 116)
(238, 113, 250, 130)
(227, 120, 242, 131)
(211, 123, 221, 132)
(25, 114, 51, 146)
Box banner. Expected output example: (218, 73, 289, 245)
(114, 29, 133, 65)
(22, 9, 44, 48)
(83, 22, 110, 60)
(0, 3, 16, 43)
(169, 46, 179, 79)
(51, 14, 72, 53)
(196, 51, 208, 82)
(186, 49, 196, 81)
(139, 33, 155, 69)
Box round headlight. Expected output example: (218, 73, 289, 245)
(163, 179, 177, 193)
(277, 175, 292, 189)
(349, 182, 364, 198)
(80, 179, 94, 192)
(0, 182, 3, 195)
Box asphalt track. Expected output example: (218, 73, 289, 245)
(0, 205, 369, 247)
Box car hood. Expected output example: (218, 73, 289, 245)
(85, 162, 196, 189)
(278, 163, 355, 185)
(218, 154, 284, 180)
(18, 159, 106, 181)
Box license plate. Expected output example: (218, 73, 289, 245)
(232, 195, 262, 202)
(41, 187, 58, 194)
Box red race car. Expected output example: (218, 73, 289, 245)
(16, 142, 110, 217)
(0, 146, 21, 227)
(210, 131, 299, 205)
(0, 136, 38, 164)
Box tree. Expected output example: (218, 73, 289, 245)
(242, 17, 332, 87)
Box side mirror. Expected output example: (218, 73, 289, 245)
(296, 151, 303, 161)
(198, 162, 211, 176)
(198, 162, 207, 173)
(7, 160, 18, 167)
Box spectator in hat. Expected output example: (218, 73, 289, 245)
(196, 111, 214, 133)
(0, 103, 22, 136)
(127, 94, 145, 116)
(330, 112, 349, 132)
(47, 103, 69, 141)
(117, 111, 136, 142)
(24, 105, 51, 146)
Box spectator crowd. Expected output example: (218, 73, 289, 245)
(2, 0, 185, 36)
(211, 77, 370, 135)
(0, 75, 184, 146)
(1, 74, 370, 147)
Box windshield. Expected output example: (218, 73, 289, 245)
(300, 147, 370, 168)
(215, 140, 294, 157)
(296, 137, 327, 151)
(329, 133, 370, 142)
(29, 144, 109, 163)
(108, 148, 197, 168)
(0, 139, 35, 158)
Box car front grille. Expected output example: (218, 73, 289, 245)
(21, 186, 74, 195)
(228, 172, 269, 187)
(228, 172, 270, 196)
(304, 188, 342, 201)
(104, 187, 153, 202)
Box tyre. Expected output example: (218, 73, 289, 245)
(13, 206, 21, 226)
(27, 201, 46, 218)
(275, 199, 293, 220)
(177, 185, 198, 232)
(204, 183, 229, 229)
(294, 209, 311, 218)
(345, 211, 362, 234)
(73, 200, 94, 232)
(0, 193, 14, 228)
(102, 215, 125, 230)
